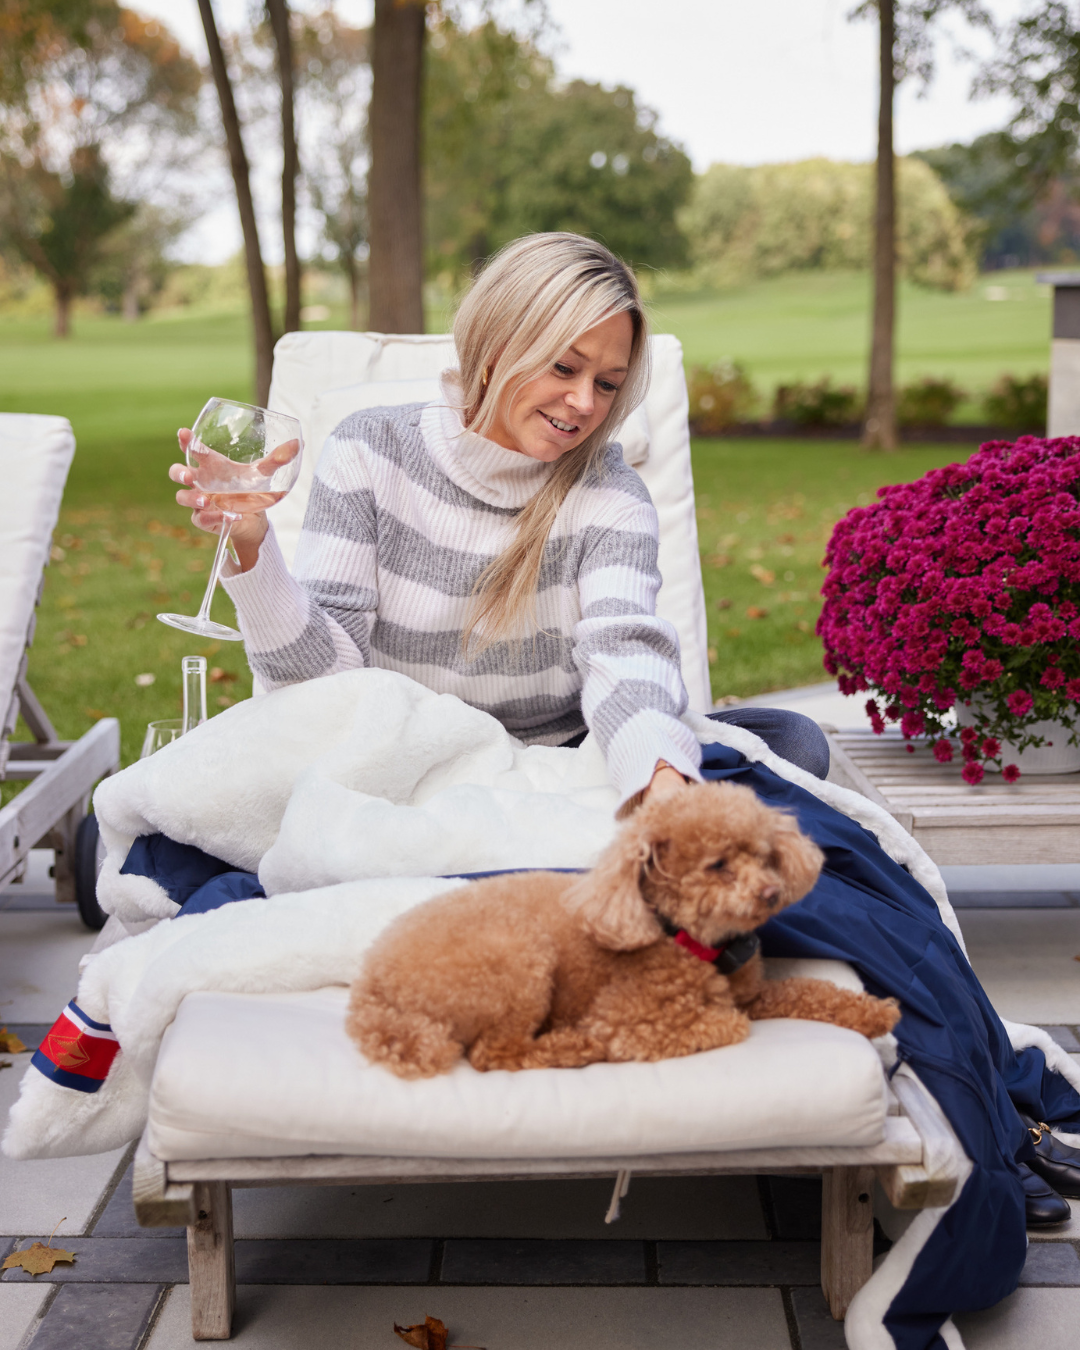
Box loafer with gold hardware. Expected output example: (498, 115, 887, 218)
(1020, 1162, 1072, 1226)
(1020, 1114, 1080, 1200)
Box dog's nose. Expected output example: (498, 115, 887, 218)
(759, 885, 780, 908)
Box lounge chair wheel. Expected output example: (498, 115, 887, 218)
(74, 813, 107, 931)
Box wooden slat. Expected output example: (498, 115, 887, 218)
(824, 728, 1080, 863)
(133, 1132, 196, 1227)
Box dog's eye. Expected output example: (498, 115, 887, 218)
(707, 859, 727, 872)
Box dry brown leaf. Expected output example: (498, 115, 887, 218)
(0, 1028, 27, 1054)
(392, 1317, 484, 1350)
(0, 1060, 11, 1071)
(3, 1242, 76, 1275)
(749, 564, 775, 585)
(715, 597, 732, 611)
(394, 1316, 448, 1350)
(746, 606, 769, 620)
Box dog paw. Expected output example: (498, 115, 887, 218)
(864, 995, 902, 1038)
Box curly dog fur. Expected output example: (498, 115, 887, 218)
(347, 781, 901, 1078)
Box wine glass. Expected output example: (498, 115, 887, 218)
(141, 720, 182, 758)
(158, 398, 303, 641)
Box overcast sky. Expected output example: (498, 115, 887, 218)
(135, 0, 1031, 263)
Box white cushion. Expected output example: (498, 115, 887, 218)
(266, 331, 711, 711)
(0, 414, 75, 739)
(147, 975, 888, 1162)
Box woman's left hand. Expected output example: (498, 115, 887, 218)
(642, 762, 689, 805)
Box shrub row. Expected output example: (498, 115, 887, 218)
(687, 365, 1048, 435)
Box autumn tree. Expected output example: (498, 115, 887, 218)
(981, 5, 1080, 194)
(424, 15, 692, 282)
(0, 6, 201, 336)
(298, 11, 370, 328)
(851, 1, 989, 450)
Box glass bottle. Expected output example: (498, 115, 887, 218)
(181, 655, 208, 735)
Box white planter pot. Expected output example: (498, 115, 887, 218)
(955, 700, 1080, 774)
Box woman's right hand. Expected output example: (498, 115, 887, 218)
(170, 428, 268, 573)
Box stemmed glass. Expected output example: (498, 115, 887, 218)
(158, 397, 303, 641)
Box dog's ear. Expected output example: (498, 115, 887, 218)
(569, 821, 664, 951)
(772, 814, 824, 904)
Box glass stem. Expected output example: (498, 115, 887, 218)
(196, 515, 236, 625)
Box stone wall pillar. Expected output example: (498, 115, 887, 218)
(1039, 271, 1080, 436)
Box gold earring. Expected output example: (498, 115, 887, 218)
(480, 366, 490, 388)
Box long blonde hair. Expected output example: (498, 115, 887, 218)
(449, 232, 650, 651)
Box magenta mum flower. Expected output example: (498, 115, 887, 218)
(962, 761, 985, 785)
(932, 738, 953, 763)
(1002, 763, 1021, 782)
(819, 435, 1080, 782)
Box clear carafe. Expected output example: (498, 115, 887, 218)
(182, 656, 208, 735)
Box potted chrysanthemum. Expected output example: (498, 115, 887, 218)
(818, 436, 1080, 784)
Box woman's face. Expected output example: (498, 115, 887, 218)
(487, 310, 634, 462)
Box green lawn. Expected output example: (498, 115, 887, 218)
(0, 297, 990, 766)
(650, 268, 1050, 419)
(691, 437, 973, 699)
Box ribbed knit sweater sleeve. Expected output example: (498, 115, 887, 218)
(220, 430, 377, 685)
(573, 494, 703, 802)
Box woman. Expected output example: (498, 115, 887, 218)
(170, 232, 827, 807)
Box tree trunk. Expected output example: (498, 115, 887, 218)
(122, 276, 140, 322)
(198, 0, 276, 404)
(345, 254, 362, 330)
(369, 0, 425, 333)
(266, 0, 301, 334)
(863, 0, 898, 451)
(54, 284, 72, 338)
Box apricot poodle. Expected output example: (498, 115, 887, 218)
(347, 780, 901, 1078)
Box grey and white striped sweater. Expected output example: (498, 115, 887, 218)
(221, 391, 703, 805)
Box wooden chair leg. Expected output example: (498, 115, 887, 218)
(188, 1181, 235, 1340)
(821, 1166, 874, 1320)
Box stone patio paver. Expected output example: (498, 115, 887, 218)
(23, 1284, 163, 1350)
(144, 1284, 793, 1350)
(955, 1287, 1080, 1349)
(0, 1283, 52, 1350)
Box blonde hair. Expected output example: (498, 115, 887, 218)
(449, 232, 650, 651)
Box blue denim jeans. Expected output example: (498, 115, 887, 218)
(706, 707, 830, 780)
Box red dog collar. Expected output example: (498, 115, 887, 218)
(665, 924, 761, 975)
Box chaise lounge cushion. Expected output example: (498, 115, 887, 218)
(146, 973, 889, 1162)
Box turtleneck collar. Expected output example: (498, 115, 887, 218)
(420, 375, 552, 510)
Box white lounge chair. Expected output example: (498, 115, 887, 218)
(0, 413, 120, 927)
(130, 335, 960, 1339)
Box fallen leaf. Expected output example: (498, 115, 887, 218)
(704, 552, 731, 568)
(216, 695, 236, 708)
(0, 1028, 27, 1054)
(725, 627, 742, 638)
(209, 667, 238, 684)
(2, 1242, 75, 1276)
(715, 598, 732, 611)
(392, 1318, 484, 1350)
(749, 564, 775, 585)
(3, 1221, 74, 1277)
(746, 606, 769, 619)
(84, 708, 107, 721)
(0, 1059, 11, 1071)
(125, 612, 151, 629)
(394, 1316, 448, 1350)
(707, 646, 717, 663)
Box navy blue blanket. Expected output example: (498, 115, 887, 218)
(124, 740, 1080, 1350)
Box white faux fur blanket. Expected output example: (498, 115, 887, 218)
(5, 667, 1078, 1165)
